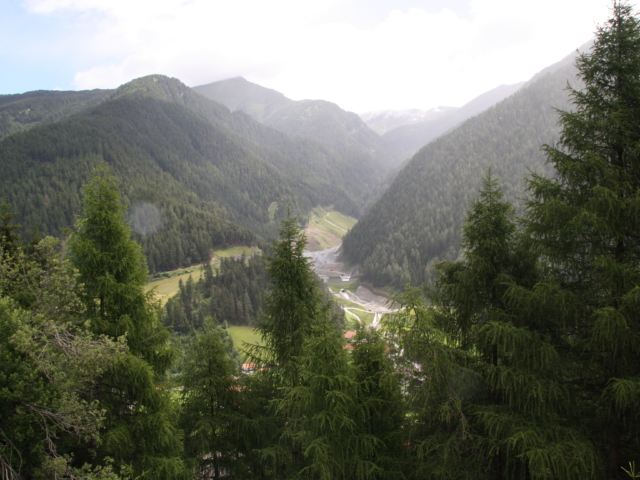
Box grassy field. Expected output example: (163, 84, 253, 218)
(146, 268, 202, 305)
(227, 326, 262, 359)
(353, 310, 375, 326)
(213, 246, 260, 259)
(304, 206, 357, 251)
(327, 279, 358, 291)
(304, 228, 340, 251)
(145, 245, 261, 305)
(331, 295, 376, 326)
(343, 309, 375, 327)
(332, 295, 364, 310)
(323, 210, 356, 232)
(344, 310, 361, 329)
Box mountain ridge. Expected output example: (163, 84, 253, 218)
(341, 48, 584, 287)
(0, 74, 387, 272)
(380, 81, 526, 159)
(194, 77, 401, 173)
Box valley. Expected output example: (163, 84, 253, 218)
(4, 9, 640, 477)
(303, 209, 397, 328)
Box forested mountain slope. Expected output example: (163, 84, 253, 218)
(381, 82, 525, 159)
(114, 75, 381, 216)
(342, 50, 582, 287)
(0, 92, 273, 272)
(125, 75, 383, 217)
(194, 77, 400, 173)
(0, 75, 384, 272)
(0, 89, 107, 140)
(192, 76, 293, 122)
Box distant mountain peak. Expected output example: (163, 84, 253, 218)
(360, 107, 458, 135)
(193, 77, 292, 121)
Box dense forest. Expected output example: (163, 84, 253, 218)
(0, 73, 398, 273)
(2, 3, 640, 479)
(342, 46, 581, 287)
(163, 254, 268, 334)
(0, 89, 108, 140)
(195, 77, 399, 173)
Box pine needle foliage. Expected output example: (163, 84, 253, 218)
(250, 212, 327, 387)
(393, 171, 599, 479)
(524, 2, 640, 476)
(68, 167, 187, 479)
(180, 321, 243, 478)
(0, 236, 126, 479)
(244, 215, 404, 479)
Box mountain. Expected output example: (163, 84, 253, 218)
(360, 107, 458, 135)
(194, 77, 400, 174)
(106, 75, 382, 216)
(341, 48, 584, 288)
(192, 76, 292, 122)
(381, 82, 525, 159)
(0, 89, 108, 140)
(0, 74, 389, 272)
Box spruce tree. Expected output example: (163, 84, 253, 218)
(0, 236, 125, 479)
(350, 325, 404, 478)
(180, 321, 242, 478)
(242, 214, 327, 477)
(395, 171, 600, 479)
(252, 212, 326, 387)
(524, 2, 640, 476)
(68, 168, 187, 479)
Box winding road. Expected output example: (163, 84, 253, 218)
(304, 245, 398, 328)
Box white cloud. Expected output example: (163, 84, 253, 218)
(25, 0, 611, 112)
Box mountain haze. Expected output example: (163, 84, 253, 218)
(360, 107, 458, 135)
(342, 49, 583, 287)
(381, 82, 525, 159)
(193, 76, 292, 122)
(194, 77, 401, 174)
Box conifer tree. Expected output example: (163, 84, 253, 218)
(180, 321, 242, 478)
(395, 171, 600, 479)
(247, 214, 404, 479)
(524, 2, 640, 476)
(252, 212, 326, 387)
(68, 167, 187, 479)
(350, 325, 404, 477)
(0, 236, 125, 479)
(242, 214, 328, 477)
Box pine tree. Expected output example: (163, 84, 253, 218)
(276, 314, 360, 480)
(68, 167, 187, 479)
(0, 201, 21, 259)
(523, 2, 640, 476)
(251, 212, 326, 387)
(395, 171, 600, 479)
(0, 236, 125, 479)
(350, 325, 404, 477)
(180, 321, 242, 478)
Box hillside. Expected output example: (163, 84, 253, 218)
(0, 75, 387, 272)
(117, 75, 382, 216)
(381, 82, 525, 159)
(341, 50, 582, 287)
(0, 89, 108, 140)
(192, 76, 292, 122)
(194, 77, 400, 175)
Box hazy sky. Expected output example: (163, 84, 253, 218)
(1, 0, 610, 113)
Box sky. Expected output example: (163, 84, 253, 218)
(1, 0, 611, 113)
